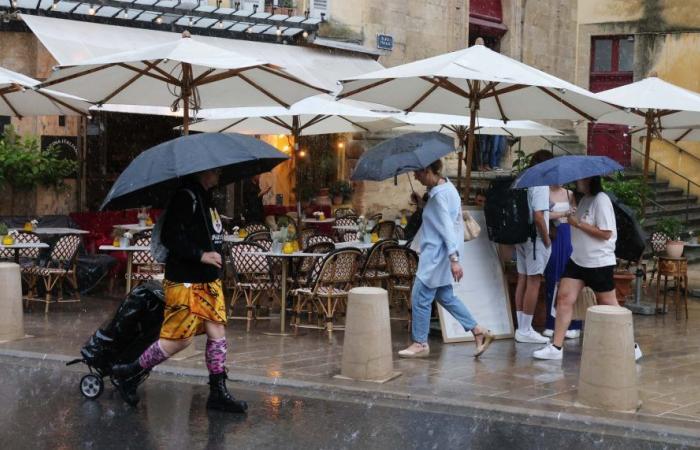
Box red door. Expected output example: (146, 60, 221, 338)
(588, 36, 634, 166)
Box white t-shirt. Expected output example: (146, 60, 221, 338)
(528, 186, 550, 238)
(571, 192, 617, 268)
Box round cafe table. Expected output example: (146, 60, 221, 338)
(113, 224, 154, 234)
(243, 250, 327, 336)
(99, 245, 151, 293)
(11, 227, 89, 235)
(335, 240, 407, 250)
(0, 242, 49, 263)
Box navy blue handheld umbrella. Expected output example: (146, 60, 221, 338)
(101, 133, 289, 210)
(512, 155, 623, 189)
(350, 131, 456, 181)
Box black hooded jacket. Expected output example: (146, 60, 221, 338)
(161, 180, 224, 283)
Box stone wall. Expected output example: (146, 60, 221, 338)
(575, 0, 700, 198)
(0, 31, 81, 216)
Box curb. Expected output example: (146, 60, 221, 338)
(2, 347, 700, 446)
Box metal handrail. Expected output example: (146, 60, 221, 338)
(628, 144, 700, 224)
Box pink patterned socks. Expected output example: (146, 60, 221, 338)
(205, 337, 227, 375)
(138, 341, 170, 370)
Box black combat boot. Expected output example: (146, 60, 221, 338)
(207, 372, 248, 413)
(111, 360, 145, 407)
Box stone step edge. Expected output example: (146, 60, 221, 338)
(0, 348, 698, 445)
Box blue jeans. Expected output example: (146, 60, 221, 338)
(411, 278, 478, 344)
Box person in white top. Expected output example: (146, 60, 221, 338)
(534, 176, 619, 360)
(542, 185, 582, 340)
(514, 150, 552, 345)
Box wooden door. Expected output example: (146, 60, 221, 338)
(588, 36, 634, 166)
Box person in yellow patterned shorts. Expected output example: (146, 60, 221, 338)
(113, 168, 247, 413)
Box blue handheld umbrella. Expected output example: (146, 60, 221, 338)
(512, 155, 623, 189)
(350, 132, 456, 181)
(101, 133, 289, 210)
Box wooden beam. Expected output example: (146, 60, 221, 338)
(237, 72, 290, 107)
(0, 93, 22, 118)
(404, 83, 440, 113)
(34, 90, 87, 116)
(536, 86, 596, 122)
(38, 63, 120, 89)
(336, 78, 393, 99)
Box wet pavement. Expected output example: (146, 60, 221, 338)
(3, 294, 700, 447)
(0, 355, 694, 449)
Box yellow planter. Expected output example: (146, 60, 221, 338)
(23, 222, 33, 232)
(371, 232, 379, 243)
(2, 235, 15, 246)
(113, 238, 121, 247)
(282, 242, 294, 254)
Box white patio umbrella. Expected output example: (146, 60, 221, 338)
(0, 66, 89, 117)
(631, 125, 700, 143)
(338, 44, 615, 199)
(188, 94, 402, 136)
(395, 113, 563, 190)
(595, 77, 700, 207)
(39, 32, 327, 134)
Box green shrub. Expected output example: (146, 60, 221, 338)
(0, 125, 77, 191)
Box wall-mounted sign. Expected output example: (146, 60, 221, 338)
(41, 135, 79, 178)
(377, 34, 394, 51)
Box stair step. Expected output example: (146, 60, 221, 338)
(643, 213, 700, 229)
(652, 187, 686, 198)
(620, 171, 655, 180)
(655, 196, 699, 206)
(644, 204, 700, 218)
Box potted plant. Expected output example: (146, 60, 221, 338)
(0, 222, 12, 245)
(330, 180, 353, 205)
(655, 217, 685, 258)
(613, 263, 635, 307)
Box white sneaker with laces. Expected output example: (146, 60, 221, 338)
(515, 329, 550, 344)
(634, 343, 643, 361)
(565, 329, 581, 339)
(533, 344, 563, 360)
(543, 329, 554, 337)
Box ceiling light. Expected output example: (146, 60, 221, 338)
(122, 8, 128, 18)
(88, 4, 95, 15)
(155, 15, 163, 24)
(217, 20, 223, 29)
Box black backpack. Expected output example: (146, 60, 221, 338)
(485, 177, 536, 245)
(607, 192, 647, 262)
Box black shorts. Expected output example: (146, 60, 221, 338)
(561, 259, 615, 293)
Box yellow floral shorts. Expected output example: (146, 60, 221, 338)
(160, 279, 227, 340)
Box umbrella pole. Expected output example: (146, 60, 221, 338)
(456, 128, 465, 193)
(464, 89, 479, 204)
(182, 62, 192, 135)
(641, 115, 653, 213)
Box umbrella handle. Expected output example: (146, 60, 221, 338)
(407, 173, 415, 194)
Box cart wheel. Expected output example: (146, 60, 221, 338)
(80, 374, 104, 399)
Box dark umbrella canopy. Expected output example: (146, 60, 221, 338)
(350, 132, 456, 181)
(101, 133, 289, 210)
(512, 155, 623, 189)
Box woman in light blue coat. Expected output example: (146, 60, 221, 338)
(398, 159, 494, 358)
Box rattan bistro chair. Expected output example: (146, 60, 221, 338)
(292, 248, 362, 340)
(243, 222, 269, 234)
(228, 242, 277, 331)
(372, 220, 396, 240)
(383, 245, 418, 324)
(130, 236, 164, 287)
(306, 234, 334, 247)
(245, 231, 273, 251)
(358, 239, 396, 287)
(334, 207, 357, 218)
(23, 235, 81, 313)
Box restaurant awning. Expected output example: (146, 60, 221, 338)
(21, 14, 384, 93)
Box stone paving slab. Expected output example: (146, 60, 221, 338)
(3, 293, 700, 444)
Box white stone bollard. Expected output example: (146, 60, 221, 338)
(0, 263, 25, 341)
(577, 305, 639, 412)
(337, 287, 400, 383)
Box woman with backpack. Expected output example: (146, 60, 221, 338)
(112, 168, 248, 413)
(534, 176, 619, 360)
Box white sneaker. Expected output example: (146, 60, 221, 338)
(543, 329, 554, 337)
(634, 343, 643, 361)
(515, 329, 550, 344)
(533, 344, 563, 360)
(565, 329, 581, 339)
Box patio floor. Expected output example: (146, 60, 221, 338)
(3, 289, 700, 444)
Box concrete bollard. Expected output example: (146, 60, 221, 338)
(337, 287, 401, 383)
(0, 263, 25, 341)
(577, 305, 639, 412)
